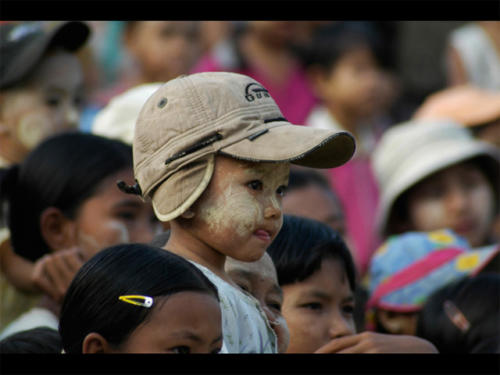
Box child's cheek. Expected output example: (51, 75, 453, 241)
(17, 112, 54, 149)
(200, 185, 261, 239)
(77, 220, 130, 258)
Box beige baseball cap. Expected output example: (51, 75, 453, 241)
(133, 72, 356, 222)
(372, 119, 500, 236)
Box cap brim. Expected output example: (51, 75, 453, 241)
(219, 121, 356, 169)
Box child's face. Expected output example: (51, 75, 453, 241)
(0, 50, 83, 162)
(69, 168, 160, 258)
(225, 253, 290, 353)
(126, 21, 199, 83)
(115, 291, 222, 353)
(282, 184, 346, 237)
(406, 162, 496, 247)
(316, 46, 381, 121)
(281, 258, 355, 353)
(188, 156, 290, 263)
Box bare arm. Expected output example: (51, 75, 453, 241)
(314, 331, 438, 354)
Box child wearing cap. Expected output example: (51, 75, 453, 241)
(127, 71, 355, 353)
(0, 21, 90, 331)
(372, 119, 500, 248)
(366, 229, 500, 336)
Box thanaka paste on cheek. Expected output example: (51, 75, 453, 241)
(198, 176, 261, 239)
(17, 112, 54, 149)
(77, 220, 130, 256)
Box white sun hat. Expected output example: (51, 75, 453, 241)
(92, 82, 163, 145)
(372, 119, 500, 236)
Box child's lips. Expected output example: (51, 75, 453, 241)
(254, 229, 272, 242)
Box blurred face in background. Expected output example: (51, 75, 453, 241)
(315, 45, 382, 122)
(64, 168, 160, 258)
(248, 21, 299, 48)
(125, 21, 200, 83)
(406, 161, 496, 247)
(0, 50, 83, 163)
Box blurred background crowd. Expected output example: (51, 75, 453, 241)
(0, 20, 499, 355)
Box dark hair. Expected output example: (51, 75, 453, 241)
(266, 215, 356, 291)
(298, 22, 379, 72)
(59, 243, 219, 353)
(386, 156, 500, 237)
(0, 327, 62, 353)
(416, 273, 500, 353)
(0, 132, 132, 262)
(287, 168, 333, 193)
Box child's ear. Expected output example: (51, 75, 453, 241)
(40, 207, 77, 252)
(82, 332, 113, 353)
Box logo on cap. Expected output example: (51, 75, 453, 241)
(245, 83, 270, 102)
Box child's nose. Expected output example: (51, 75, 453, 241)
(328, 315, 354, 339)
(264, 204, 281, 220)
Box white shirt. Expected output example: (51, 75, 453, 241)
(450, 23, 500, 90)
(190, 261, 277, 353)
(0, 307, 58, 340)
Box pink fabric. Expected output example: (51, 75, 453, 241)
(328, 155, 381, 277)
(192, 55, 317, 125)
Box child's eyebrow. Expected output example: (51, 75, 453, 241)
(170, 331, 203, 343)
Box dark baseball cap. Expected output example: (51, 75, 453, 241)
(0, 21, 90, 89)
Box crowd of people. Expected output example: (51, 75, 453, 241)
(0, 20, 499, 355)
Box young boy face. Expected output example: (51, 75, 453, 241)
(225, 253, 290, 353)
(0, 50, 83, 162)
(282, 184, 346, 237)
(126, 21, 199, 83)
(317, 46, 381, 121)
(188, 155, 289, 263)
(406, 161, 496, 247)
(281, 258, 355, 353)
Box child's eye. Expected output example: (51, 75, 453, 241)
(171, 346, 191, 354)
(247, 180, 263, 191)
(267, 302, 282, 312)
(45, 96, 61, 107)
(115, 210, 137, 221)
(342, 305, 355, 315)
(301, 302, 323, 311)
(276, 185, 287, 197)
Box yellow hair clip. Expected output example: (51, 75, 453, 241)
(119, 295, 154, 308)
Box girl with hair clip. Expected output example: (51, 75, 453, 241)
(0, 132, 159, 339)
(59, 243, 223, 354)
(417, 273, 500, 353)
(266, 215, 438, 353)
